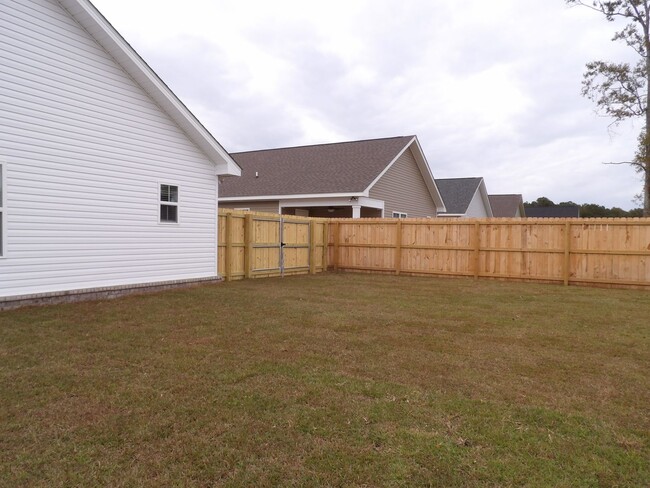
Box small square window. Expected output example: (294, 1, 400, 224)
(392, 211, 407, 219)
(160, 184, 178, 223)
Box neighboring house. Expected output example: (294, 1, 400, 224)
(488, 194, 526, 218)
(0, 0, 241, 303)
(524, 205, 581, 218)
(220, 136, 446, 218)
(436, 178, 493, 218)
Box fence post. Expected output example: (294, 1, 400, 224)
(395, 220, 402, 275)
(473, 222, 480, 280)
(322, 221, 329, 271)
(224, 212, 232, 281)
(245, 214, 254, 279)
(563, 221, 571, 286)
(333, 221, 340, 271)
(310, 222, 317, 275)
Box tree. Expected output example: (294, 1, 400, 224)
(525, 196, 555, 207)
(567, 0, 650, 216)
(525, 197, 643, 217)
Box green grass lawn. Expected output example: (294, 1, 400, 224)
(1, 273, 649, 487)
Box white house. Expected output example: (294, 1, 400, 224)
(0, 0, 241, 305)
(436, 177, 494, 218)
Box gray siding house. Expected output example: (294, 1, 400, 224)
(220, 136, 446, 218)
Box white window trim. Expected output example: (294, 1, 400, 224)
(392, 211, 408, 219)
(0, 162, 5, 258)
(159, 183, 179, 224)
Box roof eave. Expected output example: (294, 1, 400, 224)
(220, 192, 367, 202)
(59, 0, 241, 177)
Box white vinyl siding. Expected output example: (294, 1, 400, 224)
(0, 163, 4, 257)
(465, 190, 490, 218)
(0, 0, 219, 298)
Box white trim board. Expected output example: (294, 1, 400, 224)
(57, 0, 241, 177)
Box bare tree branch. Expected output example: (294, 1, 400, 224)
(568, 0, 650, 215)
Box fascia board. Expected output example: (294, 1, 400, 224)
(278, 196, 383, 209)
(478, 180, 494, 218)
(220, 192, 366, 202)
(409, 136, 446, 212)
(59, 0, 241, 177)
(364, 136, 447, 213)
(363, 139, 412, 193)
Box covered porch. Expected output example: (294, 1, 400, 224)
(279, 197, 384, 218)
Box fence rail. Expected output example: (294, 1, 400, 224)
(218, 210, 328, 280)
(327, 217, 650, 289)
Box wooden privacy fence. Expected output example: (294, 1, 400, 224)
(328, 218, 650, 289)
(218, 210, 328, 280)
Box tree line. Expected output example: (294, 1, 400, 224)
(524, 197, 643, 217)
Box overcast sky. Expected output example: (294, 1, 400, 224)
(92, 0, 645, 209)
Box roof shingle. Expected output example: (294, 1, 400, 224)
(220, 136, 414, 197)
(488, 194, 524, 217)
(436, 178, 483, 214)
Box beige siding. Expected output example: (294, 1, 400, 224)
(369, 148, 438, 218)
(220, 201, 279, 214)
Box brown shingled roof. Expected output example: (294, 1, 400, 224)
(220, 136, 415, 197)
(488, 194, 524, 217)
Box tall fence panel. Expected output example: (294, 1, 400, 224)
(328, 218, 650, 289)
(218, 210, 328, 280)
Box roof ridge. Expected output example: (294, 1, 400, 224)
(231, 135, 415, 155)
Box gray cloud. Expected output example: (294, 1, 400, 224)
(94, 0, 644, 209)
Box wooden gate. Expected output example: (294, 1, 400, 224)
(280, 218, 311, 275)
(218, 210, 329, 280)
(250, 216, 311, 276)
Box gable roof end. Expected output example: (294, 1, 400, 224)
(221, 136, 433, 199)
(436, 177, 485, 215)
(364, 136, 445, 212)
(489, 194, 525, 217)
(58, 0, 241, 177)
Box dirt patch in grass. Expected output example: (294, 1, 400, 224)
(1, 273, 649, 486)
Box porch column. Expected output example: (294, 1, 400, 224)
(352, 205, 361, 219)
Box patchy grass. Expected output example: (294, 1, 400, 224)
(1, 273, 649, 487)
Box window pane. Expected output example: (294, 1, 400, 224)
(160, 184, 178, 203)
(160, 204, 178, 223)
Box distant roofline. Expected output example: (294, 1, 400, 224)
(231, 135, 416, 156)
(436, 177, 483, 181)
(524, 203, 580, 207)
